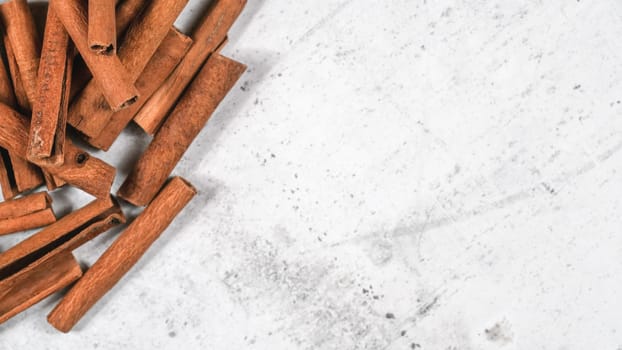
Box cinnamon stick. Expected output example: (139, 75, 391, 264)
(28, 8, 73, 166)
(119, 54, 245, 206)
(2, 39, 44, 194)
(0, 60, 18, 199)
(48, 177, 195, 333)
(134, 0, 246, 134)
(0, 196, 123, 281)
(2, 40, 44, 194)
(0, 191, 51, 220)
(88, 0, 117, 55)
(0, 207, 56, 236)
(87, 28, 193, 150)
(0, 103, 116, 198)
(0, 0, 40, 107)
(52, 0, 138, 111)
(69, 0, 189, 138)
(0, 251, 82, 324)
(70, 0, 149, 101)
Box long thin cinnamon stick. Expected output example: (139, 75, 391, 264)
(87, 28, 193, 150)
(119, 54, 245, 205)
(0, 197, 123, 281)
(0, 59, 18, 199)
(70, 0, 149, 101)
(134, 0, 246, 134)
(0, 251, 82, 325)
(88, 0, 117, 55)
(28, 8, 73, 166)
(0, 0, 40, 106)
(0, 208, 56, 236)
(0, 103, 116, 198)
(69, 0, 189, 138)
(0, 191, 51, 220)
(52, 0, 138, 111)
(49, 177, 195, 333)
(2, 38, 45, 194)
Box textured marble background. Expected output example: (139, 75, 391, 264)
(2, 0, 622, 349)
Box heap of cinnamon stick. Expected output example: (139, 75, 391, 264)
(0, 0, 247, 332)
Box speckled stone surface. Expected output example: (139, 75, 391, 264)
(2, 0, 622, 349)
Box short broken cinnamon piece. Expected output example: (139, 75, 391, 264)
(88, 0, 117, 55)
(69, 0, 189, 138)
(51, 0, 138, 111)
(119, 54, 245, 206)
(0, 251, 82, 324)
(48, 177, 195, 333)
(28, 8, 73, 166)
(0, 191, 51, 220)
(87, 28, 193, 150)
(134, 0, 246, 134)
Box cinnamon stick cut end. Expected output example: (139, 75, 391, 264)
(89, 43, 115, 56)
(88, 0, 117, 55)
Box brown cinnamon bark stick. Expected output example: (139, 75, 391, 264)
(28, 8, 73, 166)
(87, 28, 193, 150)
(48, 177, 195, 333)
(0, 196, 124, 281)
(2, 38, 45, 194)
(0, 191, 51, 220)
(0, 60, 18, 199)
(134, 0, 246, 134)
(0, 251, 82, 324)
(51, 0, 138, 111)
(0, 208, 56, 236)
(119, 54, 245, 206)
(70, 0, 149, 101)
(88, 0, 117, 55)
(2, 37, 45, 194)
(0, 103, 116, 198)
(0, 0, 40, 107)
(69, 0, 189, 138)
